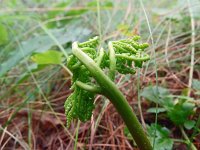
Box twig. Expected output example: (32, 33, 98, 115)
(187, 0, 196, 96)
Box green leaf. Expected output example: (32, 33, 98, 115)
(167, 100, 195, 125)
(0, 24, 91, 77)
(125, 123, 174, 150)
(184, 120, 196, 130)
(147, 124, 173, 150)
(141, 86, 173, 107)
(0, 24, 8, 46)
(31, 50, 63, 65)
(147, 107, 166, 113)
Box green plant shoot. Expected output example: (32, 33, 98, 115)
(65, 36, 152, 150)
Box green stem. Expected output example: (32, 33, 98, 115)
(75, 81, 102, 94)
(179, 126, 197, 150)
(78, 36, 99, 48)
(108, 42, 116, 80)
(60, 63, 73, 76)
(72, 42, 152, 150)
(74, 120, 80, 150)
(115, 53, 150, 61)
(96, 48, 105, 66)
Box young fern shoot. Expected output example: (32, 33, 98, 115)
(65, 36, 152, 150)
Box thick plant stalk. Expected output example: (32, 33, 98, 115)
(72, 42, 152, 150)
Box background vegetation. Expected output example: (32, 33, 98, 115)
(0, 0, 200, 149)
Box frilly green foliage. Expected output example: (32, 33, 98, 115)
(65, 36, 150, 127)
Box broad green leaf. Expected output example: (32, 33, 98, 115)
(184, 120, 196, 130)
(147, 124, 173, 150)
(141, 86, 173, 107)
(125, 124, 174, 150)
(167, 99, 195, 125)
(147, 124, 170, 137)
(142, 86, 196, 125)
(0, 24, 8, 46)
(0, 24, 91, 77)
(31, 50, 63, 65)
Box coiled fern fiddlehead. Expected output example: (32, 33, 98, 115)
(65, 36, 152, 150)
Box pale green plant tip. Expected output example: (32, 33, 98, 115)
(65, 36, 150, 127)
(78, 36, 99, 48)
(67, 37, 152, 150)
(132, 35, 141, 41)
(140, 43, 149, 49)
